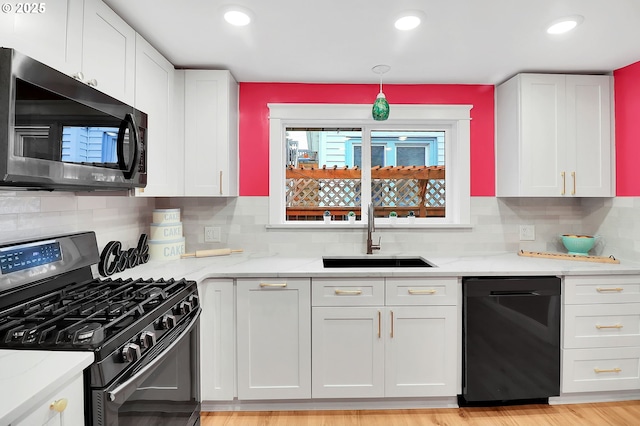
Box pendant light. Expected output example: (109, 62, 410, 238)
(371, 65, 390, 121)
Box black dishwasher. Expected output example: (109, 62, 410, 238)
(461, 276, 561, 405)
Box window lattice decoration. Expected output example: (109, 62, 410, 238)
(285, 166, 445, 217)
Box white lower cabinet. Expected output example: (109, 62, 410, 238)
(562, 275, 640, 394)
(198, 279, 235, 401)
(236, 278, 311, 400)
(311, 277, 458, 399)
(15, 375, 84, 426)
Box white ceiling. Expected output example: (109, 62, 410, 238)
(103, 0, 640, 85)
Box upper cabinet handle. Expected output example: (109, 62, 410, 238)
(561, 171, 566, 195)
(571, 171, 576, 195)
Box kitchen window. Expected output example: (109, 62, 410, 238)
(268, 103, 471, 227)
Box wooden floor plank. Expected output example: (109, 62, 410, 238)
(201, 401, 640, 426)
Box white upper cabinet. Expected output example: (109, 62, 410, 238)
(0, 0, 83, 74)
(0, 0, 136, 104)
(184, 70, 239, 196)
(496, 73, 614, 197)
(81, 0, 136, 104)
(133, 34, 182, 197)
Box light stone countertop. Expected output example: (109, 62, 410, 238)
(0, 350, 94, 425)
(109, 251, 640, 282)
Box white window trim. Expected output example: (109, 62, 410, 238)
(268, 103, 472, 228)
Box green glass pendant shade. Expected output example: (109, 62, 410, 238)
(372, 92, 389, 121)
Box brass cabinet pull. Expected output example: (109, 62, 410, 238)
(596, 287, 623, 292)
(219, 171, 223, 195)
(561, 171, 566, 195)
(334, 289, 362, 295)
(390, 311, 394, 338)
(571, 171, 576, 195)
(50, 398, 68, 413)
(594, 367, 622, 374)
(259, 282, 287, 288)
(408, 289, 436, 295)
(377, 311, 381, 339)
(596, 324, 623, 329)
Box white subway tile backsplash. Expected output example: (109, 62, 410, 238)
(2, 191, 640, 262)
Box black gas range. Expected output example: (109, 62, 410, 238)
(0, 231, 201, 426)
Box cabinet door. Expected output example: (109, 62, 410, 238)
(312, 307, 385, 398)
(15, 375, 84, 426)
(519, 74, 567, 196)
(236, 278, 310, 399)
(81, 0, 136, 104)
(184, 70, 239, 196)
(385, 306, 457, 397)
(0, 0, 83, 75)
(133, 34, 183, 197)
(198, 279, 235, 401)
(566, 75, 613, 197)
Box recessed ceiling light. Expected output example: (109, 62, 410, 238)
(395, 13, 422, 31)
(546, 15, 584, 34)
(224, 9, 251, 26)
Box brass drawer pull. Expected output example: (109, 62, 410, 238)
(594, 367, 622, 374)
(408, 289, 437, 295)
(596, 287, 623, 292)
(334, 289, 362, 295)
(259, 282, 287, 288)
(596, 324, 623, 329)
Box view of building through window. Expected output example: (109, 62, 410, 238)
(285, 128, 446, 221)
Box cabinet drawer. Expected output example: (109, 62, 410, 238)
(564, 275, 640, 304)
(562, 347, 640, 393)
(385, 277, 458, 306)
(312, 278, 384, 306)
(564, 304, 640, 349)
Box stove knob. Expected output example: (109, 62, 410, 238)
(121, 342, 141, 363)
(188, 295, 199, 309)
(139, 331, 156, 349)
(179, 301, 191, 314)
(157, 314, 176, 330)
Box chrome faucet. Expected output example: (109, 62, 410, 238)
(366, 203, 381, 254)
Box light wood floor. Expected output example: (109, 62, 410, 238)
(201, 401, 640, 426)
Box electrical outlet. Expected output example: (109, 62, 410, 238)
(519, 225, 535, 241)
(204, 226, 221, 243)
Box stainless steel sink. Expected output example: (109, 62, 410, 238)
(322, 256, 435, 268)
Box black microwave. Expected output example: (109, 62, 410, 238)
(0, 48, 147, 191)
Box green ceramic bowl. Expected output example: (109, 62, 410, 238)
(561, 234, 595, 256)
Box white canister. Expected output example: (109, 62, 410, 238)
(148, 237, 185, 261)
(152, 208, 181, 224)
(149, 223, 183, 241)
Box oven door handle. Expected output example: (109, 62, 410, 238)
(106, 309, 200, 405)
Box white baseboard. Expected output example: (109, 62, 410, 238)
(202, 396, 459, 412)
(550, 390, 640, 405)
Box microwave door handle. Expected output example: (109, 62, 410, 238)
(117, 113, 139, 179)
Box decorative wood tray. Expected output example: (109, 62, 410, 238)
(518, 250, 620, 264)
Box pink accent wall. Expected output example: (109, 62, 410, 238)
(614, 61, 640, 196)
(238, 83, 495, 196)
